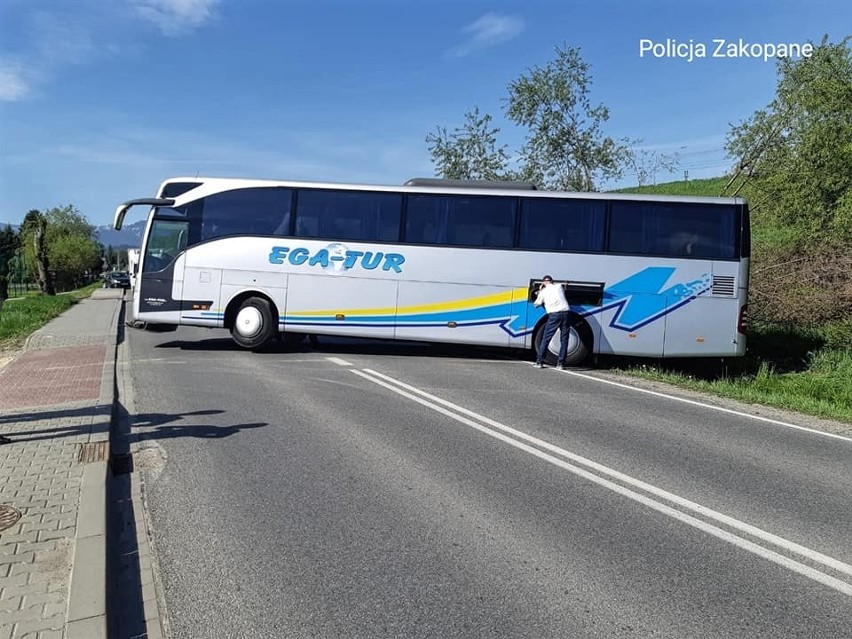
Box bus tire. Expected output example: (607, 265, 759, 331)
(533, 316, 592, 367)
(231, 297, 277, 350)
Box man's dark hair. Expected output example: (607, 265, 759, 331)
(542, 275, 553, 282)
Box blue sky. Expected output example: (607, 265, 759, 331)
(1, 0, 849, 228)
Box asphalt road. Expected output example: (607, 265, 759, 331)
(123, 326, 852, 639)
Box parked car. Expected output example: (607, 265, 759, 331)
(107, 271, 131, 289)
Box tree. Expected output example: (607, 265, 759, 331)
(725, 37, 852, 327)
(428, 45, 629, 191)
(625, 145, 681, 186)
(0, 224, 19, 309)
(21, 210, 56, 295)
(726, 36, 852, 240)
(426, 107, 514, 180)
(505, 44, 629, 191)
(21, 205, 100, 293)
(52, 234, 101, 287)
(106, 245, 117, 270)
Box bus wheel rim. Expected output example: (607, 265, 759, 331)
(549, 327, 577, 354)
(236, 307, 263, 338)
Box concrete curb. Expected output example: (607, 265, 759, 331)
(108, 292, 170, 639)
(66, 464, 107, 639)
(63, 294, 121, 639)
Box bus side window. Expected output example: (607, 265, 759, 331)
(690, 236, 714, 258)
(669, 231, 698, 256)
(272, 213, 291, 236)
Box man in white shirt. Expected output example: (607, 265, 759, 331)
(533, 275, 571, 369)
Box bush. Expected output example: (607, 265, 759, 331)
(748, 239, 852, 328)
(821, 320, 852, 351)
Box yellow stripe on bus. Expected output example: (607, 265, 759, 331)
(286, 287, 527, 317)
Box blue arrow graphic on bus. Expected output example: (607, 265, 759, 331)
(596, 267, 712, 331)
(499, 305, 544, 337)
(277, 267, 711, 338)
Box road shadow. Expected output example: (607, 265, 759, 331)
(0, 403, 112, 426)
(106, 395, 270, 638)
(0, 407, 266, 444)
(154, 333, 526, 362)
(594, 354, 731, 381)
(107, 398, 144, 639)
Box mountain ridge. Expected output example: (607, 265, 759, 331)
(94, 220, 145, 248)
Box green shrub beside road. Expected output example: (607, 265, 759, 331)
(0, 283, 100, 349)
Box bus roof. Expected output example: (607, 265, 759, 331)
(404, 177, 538, 190)
(155, 176, 746, 206)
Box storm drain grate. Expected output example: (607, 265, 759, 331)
(79, 441, 109, 463)
(0, 505, 22, 532)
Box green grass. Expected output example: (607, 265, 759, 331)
(5, 282, 42, 299)
(613, 176, 731, 197)
(0, 283, 101, 349)
(611, 324, 852, 423)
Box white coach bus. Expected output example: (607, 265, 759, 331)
(113, 177, 749, 366)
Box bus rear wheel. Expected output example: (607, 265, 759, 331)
(533, 316, 592, 366)
(231, 297, 277, 350)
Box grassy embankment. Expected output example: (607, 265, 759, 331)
(610, 177, 851, 424)
(616, 176, 731, 198)
(0, 283, 102, 350)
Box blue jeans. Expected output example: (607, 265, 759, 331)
(537, 311, 571, 365)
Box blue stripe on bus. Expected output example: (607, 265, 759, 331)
(178, 267, 714, 335)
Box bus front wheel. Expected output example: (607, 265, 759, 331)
(231, 297, 277, 350)
(533, 316, 592, 366)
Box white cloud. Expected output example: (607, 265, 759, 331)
(134, 0, 221, 36)
(447, 13, 524, 58)
(0, 62, 31, 101)
(0, 12, 96, 102)
(0, 3, 219, 101)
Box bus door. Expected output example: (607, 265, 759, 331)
(509, 282, 543, 350)
(137, 217, 188, 322)
(285, 271, 398, 340)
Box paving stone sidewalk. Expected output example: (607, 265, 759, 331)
(0, 289, 119, 639)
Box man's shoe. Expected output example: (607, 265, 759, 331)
(556, 364, 566, 370)
(534, 362, 545, 368)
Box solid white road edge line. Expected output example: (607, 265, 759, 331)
(326, 357, 353, 366)
(546, 367, 851, 442)
(352, 368, 852, 596)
